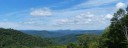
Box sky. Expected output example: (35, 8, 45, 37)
(0, 0, 127, 30)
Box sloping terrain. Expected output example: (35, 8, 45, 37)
(0, 28, 52, 48)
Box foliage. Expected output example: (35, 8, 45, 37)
(98, 7, 128, 48)
(67, 43, 77, 48)
(0, 28, 52, 48)
(43, 45, 66, 48)
(52, 34, 82, 44)
(77, 34, 98, 48)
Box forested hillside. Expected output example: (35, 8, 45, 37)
(21, 30, 103, 38)
(0, 28, 52, 48)
(21, 30, 103, 45)
(52, 34, 82, 44)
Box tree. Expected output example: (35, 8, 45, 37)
(77, 34, 98, 48)
(119, 12, 128, 48)
(126, 5, 128, 14)
(99, 8, 128, 48)
(67, 43, 76, 48)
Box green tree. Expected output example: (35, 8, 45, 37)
(99, 7, 128, 48)
(67, 43, 77, 48)
(77, 34, 98, 48)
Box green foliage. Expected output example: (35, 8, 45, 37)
(67, 43, 77, 48)
(52, 34, 81, 45)
(64, 34, 104, 48)
(44, 45, 66, 48)
(98, 8, 128, 48)
(88, 42, 99, 48)
(126, 5, 128, 14)
(77, 34, 98, 48)
(0, 28, 52, 48)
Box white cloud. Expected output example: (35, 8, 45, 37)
(76, 12, 94, 19)
(55, 19, 69, 25)
(73, 0, 117, 9)
(54, 12, 94, 25)
(116, 2, 126, 9)
(53, 11, 111, 28)
(105, 14, 113, 19)
(0, 22, 19, 29)
(30, 8, 52, 16)
(74, 12, 93, 23)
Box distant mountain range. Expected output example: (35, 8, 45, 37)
(20, 30, 103, 38)
(20, 30, 103, 44)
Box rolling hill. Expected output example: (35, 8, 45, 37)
(21, 30, 103, 38)
(0, 28, 52, 48)
(21, 30, 103, 44)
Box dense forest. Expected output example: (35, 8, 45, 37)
(0, 6, 128, 48)
(0, 28, 52, 48)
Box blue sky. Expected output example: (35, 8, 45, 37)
(0, 0, 127, 30)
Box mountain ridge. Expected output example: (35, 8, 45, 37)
(20, 30, 103, 38)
